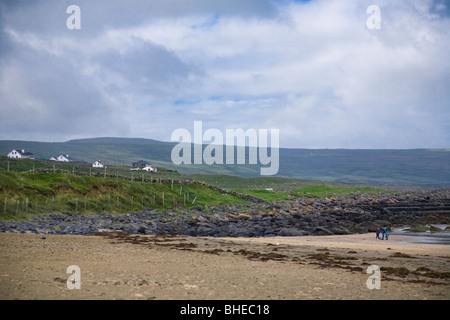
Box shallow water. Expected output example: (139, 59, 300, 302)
(391, 224, 450, 246)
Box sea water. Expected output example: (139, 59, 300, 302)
(390, 224, 450, 245)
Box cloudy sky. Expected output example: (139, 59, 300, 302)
(0, 0, 449, 149)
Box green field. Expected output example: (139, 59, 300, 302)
(240, 185, 392, 202)
(0, 170, 246, 220)
(188, 174, 392, 200)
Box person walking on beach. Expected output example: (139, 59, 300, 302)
(382, 226, 389, 240)
(376, 227, 381, 239)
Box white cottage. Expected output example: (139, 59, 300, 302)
(7, 149, 34, 159)
(142, 165, 156, 172)
(56, 154, 74, 162)
(92, 160, 106, 168)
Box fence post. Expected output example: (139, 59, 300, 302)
(162, 192, 165, 206)
(25, 198, 28, 214)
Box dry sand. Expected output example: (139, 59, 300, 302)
(0, 232, 448, 300)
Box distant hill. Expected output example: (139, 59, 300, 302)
(1, 137, 449, 185)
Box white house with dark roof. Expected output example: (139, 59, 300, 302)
(92, 160, 106, 168)
(59, 155, 73, 162)
(7, 149, 34, 159)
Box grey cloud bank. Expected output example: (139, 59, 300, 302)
(0, 0, 449, 149)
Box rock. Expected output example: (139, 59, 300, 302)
(429, 225, 442, 232)
(196, 225, 215, 236)
(314, 227, 334, 235)
(228, 226, 251, 237)
(374, 220, 390, 228)
(347, 224, 367, 234)
(137, 226, 146, 234)
(278, 227, 309, 236)
(359, 222, 379, 232)
(329, 226, 351, 235)
(263, 226, 276, 235)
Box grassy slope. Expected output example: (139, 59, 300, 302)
(0, 171, 245, 220)
(188, 174, 392, 202)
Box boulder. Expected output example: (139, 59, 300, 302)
(278, 227, 309, 236)
(330, 226, 351, 235)
(137, 226, 146, 234)
(228, 226, 252, 237)
(314, 227, 334, 235)
(347, 224, 367, 234)
(359, 221, 379, 232)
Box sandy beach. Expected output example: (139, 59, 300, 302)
(0, 232, 448, 300)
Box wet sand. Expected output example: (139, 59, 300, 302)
(0, 232, 448, 300)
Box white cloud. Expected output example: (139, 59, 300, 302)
(0, 0, 449, 148)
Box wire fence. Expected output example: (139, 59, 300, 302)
(1, 191, 197, 218)
(0, 159, 267, 218)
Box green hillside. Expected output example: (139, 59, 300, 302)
(1, 138, 449, 185)
(0, 170, 246, 220)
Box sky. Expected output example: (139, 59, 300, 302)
(0, 0, 449, 149)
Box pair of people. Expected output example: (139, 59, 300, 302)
(376, 226, 389, 240)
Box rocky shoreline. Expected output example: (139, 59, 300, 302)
(1, 189, 449, 237)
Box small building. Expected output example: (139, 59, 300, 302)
(142, 165, 156, 172)
(7, 149, 34, 159)
(132, 160, 151, 168)
(55, 154, 74, 162)
(92, 160, 106, 168)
